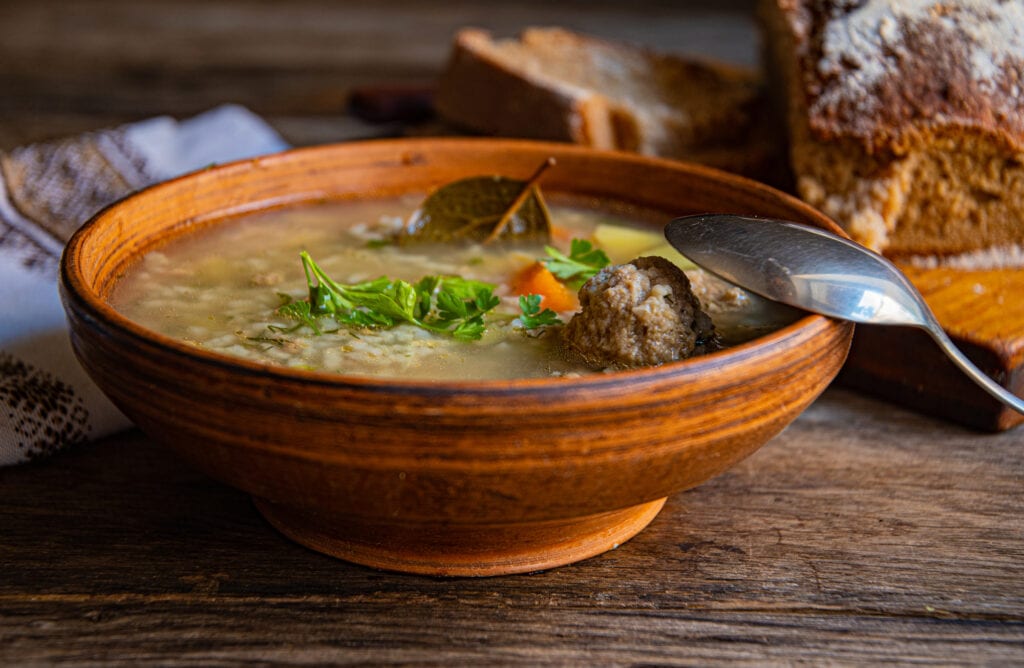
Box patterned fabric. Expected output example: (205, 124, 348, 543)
(0, 215, 56, 274)
(0, 351, 89, 461)
(1, 129, 143, 247)
(0, 105, 287, 465)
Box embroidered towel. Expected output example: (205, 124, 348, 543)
(0, 105, 287, 465)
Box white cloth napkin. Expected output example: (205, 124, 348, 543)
(0, 105, 288, 465)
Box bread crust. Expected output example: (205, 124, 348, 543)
(776, 0, 1024, 156)
(762, 0, 1024, 260)
(434, 27, 781, 180)
(435, 29, 610, 147)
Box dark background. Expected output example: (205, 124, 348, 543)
(0, 0, 760, 149)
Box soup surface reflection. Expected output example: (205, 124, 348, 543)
(111, 197, 799, 380)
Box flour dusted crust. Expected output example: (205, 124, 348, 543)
(761, 0, 1024, 262)
(434, 27, 778, 179)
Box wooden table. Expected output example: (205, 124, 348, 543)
(2, 1, 1022, 664)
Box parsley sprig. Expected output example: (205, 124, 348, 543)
(542, 239, 610, 287)
(517, 294, 562, 330)
(279, 251, 501, 341)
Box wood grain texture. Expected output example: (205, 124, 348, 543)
(843, 266, 1024, 431)
(2, 390, 1022, 664)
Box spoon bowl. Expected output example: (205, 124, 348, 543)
(665, 214, 1024, 414)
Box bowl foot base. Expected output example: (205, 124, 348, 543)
(253, 497, 666, 577)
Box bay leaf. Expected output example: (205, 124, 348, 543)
(400, 159, 554, 245)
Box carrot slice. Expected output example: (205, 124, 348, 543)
(549, 224, 576, 245)
(511, 262, 577, 312)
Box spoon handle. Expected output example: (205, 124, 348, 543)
(923, 321, 1024, 414)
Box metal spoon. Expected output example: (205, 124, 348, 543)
(665, 213, 1024, 414)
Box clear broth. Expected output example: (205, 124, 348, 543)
(111, 197, 799, 380)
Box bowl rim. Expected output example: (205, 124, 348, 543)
(60, 137, 851, 396)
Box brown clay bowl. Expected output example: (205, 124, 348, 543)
(60, 138, 853, 576)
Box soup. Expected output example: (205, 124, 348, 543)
(111, 196, 798, 380)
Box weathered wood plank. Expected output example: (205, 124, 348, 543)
(2, 390, 1022, 664)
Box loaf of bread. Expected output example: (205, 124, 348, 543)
(433, 27, 780, 180)
(760, 0, 1024, 263)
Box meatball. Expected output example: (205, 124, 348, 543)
(563, 256, 720, 369)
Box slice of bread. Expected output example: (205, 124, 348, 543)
(434, 27, 780, 180)
(760, 0, 1024, 263)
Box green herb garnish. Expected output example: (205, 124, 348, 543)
(279, 251, 501, 341)
(241, 333, 289, 350)
(517, 294, 562, 330)
(543, 238, 610, 286)
(276, 298, 322, 335)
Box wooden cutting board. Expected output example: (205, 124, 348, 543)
(839, 265, 1024, 432)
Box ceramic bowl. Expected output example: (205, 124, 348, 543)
(61, 138, 853, 576)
